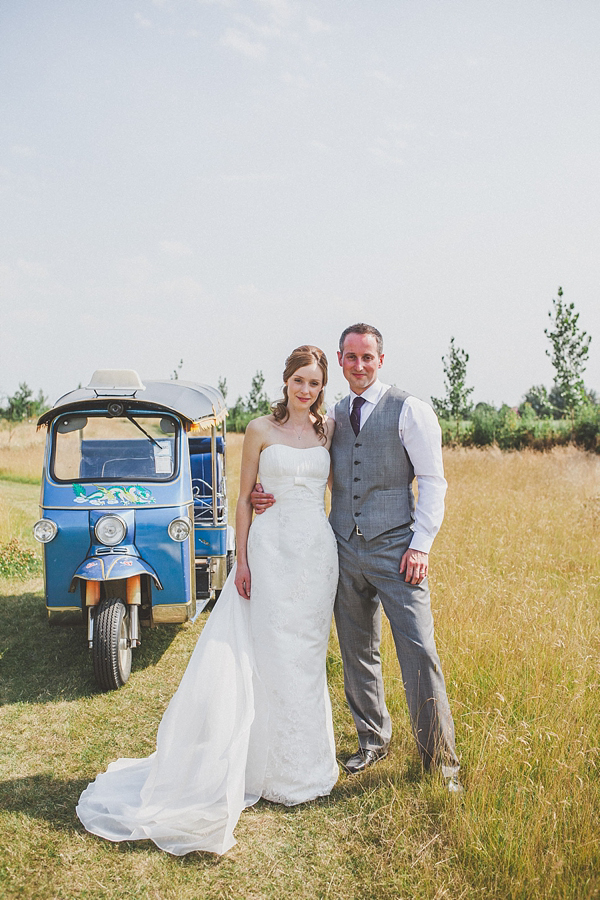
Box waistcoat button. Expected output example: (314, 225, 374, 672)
(354, 477, 360, 482)
(354, 460, 360, 465)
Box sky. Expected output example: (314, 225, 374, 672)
(1, 0, 599, 410)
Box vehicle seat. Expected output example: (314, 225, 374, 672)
(189, 437, 225, 522)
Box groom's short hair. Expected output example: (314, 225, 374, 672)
(339, 324, 383, 355)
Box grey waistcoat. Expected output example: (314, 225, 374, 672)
(329, 387, 415, 541)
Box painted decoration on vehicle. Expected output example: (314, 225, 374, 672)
(72, 484, 156, 506)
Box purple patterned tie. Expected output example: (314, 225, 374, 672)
(350, 397, 366, 436)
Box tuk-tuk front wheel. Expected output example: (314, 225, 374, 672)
(92, 598, 132, 691)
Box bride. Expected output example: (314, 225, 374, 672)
(76, 345, 339, 855)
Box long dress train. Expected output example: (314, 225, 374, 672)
(76, 443, 339, 855)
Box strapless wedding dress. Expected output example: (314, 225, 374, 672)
(76, 444, 339, 855)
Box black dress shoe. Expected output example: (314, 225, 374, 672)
(343, 747, 388, 774)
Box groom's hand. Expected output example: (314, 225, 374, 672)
(400, 548, 429, 585)
(250, 483, 275, 514)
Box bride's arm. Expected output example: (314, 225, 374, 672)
(234, 418, 264, 599)
(324, 417, 335, 492)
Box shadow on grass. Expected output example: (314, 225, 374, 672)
(0, 592, 181, 706)
(0, 773, 225, 865)
(0, 773, 91, 830)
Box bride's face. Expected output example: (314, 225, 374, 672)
(286, 362, 323, 411)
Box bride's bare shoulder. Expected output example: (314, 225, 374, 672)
(244, 415, 278, 445)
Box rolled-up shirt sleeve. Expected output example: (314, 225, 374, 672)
(399, 397, 447, 554)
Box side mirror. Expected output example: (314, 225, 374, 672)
(56, 415, 88, 434)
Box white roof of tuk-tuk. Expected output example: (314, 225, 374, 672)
(37, 374, 227, 429)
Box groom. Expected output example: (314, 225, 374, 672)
(254, 324, 461, 791)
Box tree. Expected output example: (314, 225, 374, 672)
(217, 376, 228, 401)
(520, 384, 555, 419)
(431, 337, 474, 431)
(545, 287, 591, 416)
(170, 359, 183, 381)
(245, 370, 271, 416)
(1, 383, 47, 421)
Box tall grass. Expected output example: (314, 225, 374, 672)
(0, 422, 45, 483)
(0, 437, 598, 898)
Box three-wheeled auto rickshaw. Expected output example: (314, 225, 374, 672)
(34, 370, 235, 691)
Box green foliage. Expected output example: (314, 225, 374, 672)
(431, 337, 474, 423)
(544, 286, 591, 415)
(217, 376, 228, 400)
(1, 383, 48, 422)
(246, 370, 271, 416)
(520, 384, 556, 419)
(471, 403, 500, 446)
(227, 370, 272, 432)
(572, 401, 600, 451)
(170, 359, 184, 381)
(0, 538, 41, 578)
(442, 402, 600, 452)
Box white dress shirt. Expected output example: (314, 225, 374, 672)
(328, 380, 447, 553)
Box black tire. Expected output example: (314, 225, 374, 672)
(226, 549, 235, 575)
(92, 598, 132, 691)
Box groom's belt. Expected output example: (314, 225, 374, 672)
(353, 520, 413, 539)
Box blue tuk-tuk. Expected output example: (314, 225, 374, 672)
(34, 370, 235, 691)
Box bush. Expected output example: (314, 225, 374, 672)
(573, 403, 600, 452)
(442, 403, 586, 452)
(0, 538, 41, 578)
(470, 404, 499, 446)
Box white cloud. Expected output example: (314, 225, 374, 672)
(368, 138, 404, 166)
(281, 71, 311, 89)
(254, 0, 294, 28)
(160, 240, 193, 257)
(366, 70, 400, 88)
(134, 12, 153, 28)
(221, 172, 284, 183)
(11, 145, 37, 158)
(233, 13, 281, 39)
(306, 16, 331, 34)
(221, 27, 266, 58)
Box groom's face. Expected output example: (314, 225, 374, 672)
(338, 333, 384, 395)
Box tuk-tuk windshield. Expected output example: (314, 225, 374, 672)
(51, 413, 179, 482)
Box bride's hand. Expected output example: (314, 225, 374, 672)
(235, 562, 252, 599)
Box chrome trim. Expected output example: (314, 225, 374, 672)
(87, 607, 94, 647)
(33, 518, 58, 543)
(129, 604, 140, 646)
(211, 555, 227, 592)
(94, 513, 128, 546)
(47, 607, 82, 626)
(151, 602, 192, 624)
(95, 546, 132, 556)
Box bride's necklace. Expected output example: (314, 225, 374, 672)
(286, 416, 310, 441)
(291, 420, 308, 441)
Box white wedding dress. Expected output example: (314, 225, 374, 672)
(76, 444, 339, 855)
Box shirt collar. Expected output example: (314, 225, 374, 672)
(349, 379, 390, 407)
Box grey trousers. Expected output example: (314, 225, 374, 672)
(334, 524, 460, 776)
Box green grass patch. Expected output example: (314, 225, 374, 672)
(0, 472, 42, 485)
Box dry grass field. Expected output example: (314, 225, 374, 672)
(0, 424, 598, 899)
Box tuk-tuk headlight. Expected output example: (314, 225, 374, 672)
(168, 517, 192, 542)
(95, 515, 127, 546)
(33, 519, 58, 543)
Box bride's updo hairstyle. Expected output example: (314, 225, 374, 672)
(272, 345, 328, 441)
